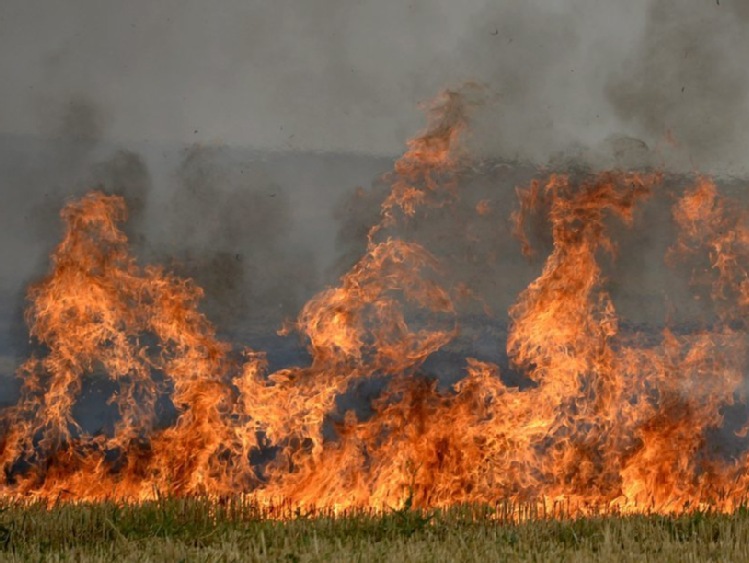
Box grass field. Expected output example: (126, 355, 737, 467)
(0, 498, 747, 561)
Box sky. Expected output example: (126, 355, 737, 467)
(1, 0, 747, 172)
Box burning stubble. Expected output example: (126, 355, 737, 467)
(2, 88, 749, 516)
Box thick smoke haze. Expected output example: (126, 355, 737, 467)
(0, 0, 747, 169)
(0, 0, 747, 388)
(606, 0, 749, 173)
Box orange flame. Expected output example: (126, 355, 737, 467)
(3, 89, 749, 516)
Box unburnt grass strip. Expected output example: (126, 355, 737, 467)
(0, 498, 748, 561)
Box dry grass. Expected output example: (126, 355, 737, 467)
(0, 498, 747, 561)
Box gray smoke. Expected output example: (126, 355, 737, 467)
(606, 0, 749, 173)
(0, 0, 747, 395)
(157, 144, 319, 333)
(1, 1, 746, 171)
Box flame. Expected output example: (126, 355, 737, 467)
(3, 88, 749, 516)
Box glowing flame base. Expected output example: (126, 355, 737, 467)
(3, 90, 749, 516)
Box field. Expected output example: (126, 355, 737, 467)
(0, 499, 747, 561)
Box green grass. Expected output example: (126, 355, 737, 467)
(0, 498, 748, 561)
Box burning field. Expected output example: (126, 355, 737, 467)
(2, 87, 749, 521)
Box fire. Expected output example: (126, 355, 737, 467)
(3, 88, 749, 516)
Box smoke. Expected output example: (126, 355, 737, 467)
(0, 0, 747, 388)
(1, 2, 749, 507)
(157, 145, 319, 333)
(0, 95, 124, 403)
(89, 149, 151, 234)
(606, 0, 749, 174)
(439, 0, 747, 173)
(0, 0, 745, 172)
(53, 95, 109, 144)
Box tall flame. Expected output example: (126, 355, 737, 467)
(3, 89, 749, 515)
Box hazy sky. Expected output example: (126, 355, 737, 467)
(0, 0, 748, 171)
